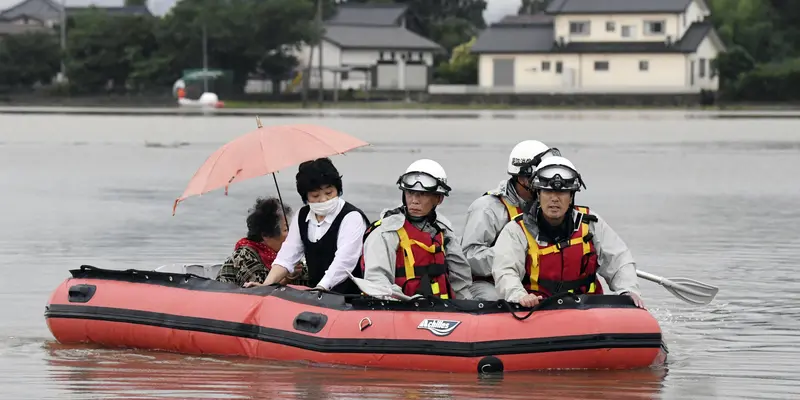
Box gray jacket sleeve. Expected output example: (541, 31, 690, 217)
(591, 212, 642, 296)
(362, 225, 406, 296)
(491, 222, 530, 303)
(461, 201, 505, 277)
(443, 231, 474, 300)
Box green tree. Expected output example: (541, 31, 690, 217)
(708, 0, 789, 63)
(0, 32, 61, 88)
(257, 50, 300, 95)
(124, 0, 147, 6)
(434, 37, 478, 84)
(148, 0, 317, 92)
(713, 45, 756, 85)
(65, 10, 159, 92)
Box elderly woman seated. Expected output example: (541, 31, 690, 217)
(216, 197, 309, 287)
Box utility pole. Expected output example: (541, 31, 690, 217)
(316, 0, 324, 106)
(59, 0, 66, 82)
(202, 22, 209, 93)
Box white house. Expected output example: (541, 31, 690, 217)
(469, 0, 726, 94)
(292, 3, 443, 92)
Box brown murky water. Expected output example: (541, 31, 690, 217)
(1, 112, 799, 399)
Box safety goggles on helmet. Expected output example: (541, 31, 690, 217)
(516, 147, 562, 177)
(397, 171, 451, 195)
(532, 164, 586, 192)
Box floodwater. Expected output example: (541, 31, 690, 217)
(1, 111, 799, 399)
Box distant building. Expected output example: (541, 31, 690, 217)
(469, 0, 725, 93)
(292, 3, 443, 92)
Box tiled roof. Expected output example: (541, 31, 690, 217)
(471, 21, 717, 54)
(324, 24, 442, 51)
(546, 0, 694, 14)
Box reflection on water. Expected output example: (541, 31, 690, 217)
(41, 342, 668, 400)
(2, 114, 800, 399)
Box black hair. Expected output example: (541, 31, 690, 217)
(295, 157, 343, 203)
(245, 197, 291, 241)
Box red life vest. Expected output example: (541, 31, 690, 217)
(393, 219, 453, 299)
(514, 206, 603, 297)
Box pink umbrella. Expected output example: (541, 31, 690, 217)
(173, 120, 370, 216)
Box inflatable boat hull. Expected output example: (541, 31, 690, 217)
(45, 266, 667, 373)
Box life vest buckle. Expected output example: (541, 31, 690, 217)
(556, 240, 570, 250)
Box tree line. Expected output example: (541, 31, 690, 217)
(0, 0, 798, 101)
(0, 0, 484, 95)
(708, 0, 800, 101)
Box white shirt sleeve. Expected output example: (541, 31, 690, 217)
(272, 210, 305, 273)
(317, 211, 368, 290)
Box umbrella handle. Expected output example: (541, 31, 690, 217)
(273, 173, 290, 228)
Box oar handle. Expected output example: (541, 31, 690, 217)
(636, 270, 664, 285)
(638, 270, 710, 297)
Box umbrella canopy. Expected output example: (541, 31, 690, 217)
(173, 123, 369, 215)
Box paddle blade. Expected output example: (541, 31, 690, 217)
(662, 277, 719, 305)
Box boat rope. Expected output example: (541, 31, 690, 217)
(500, 292, 582, 321)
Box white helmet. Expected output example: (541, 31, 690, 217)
(507, 140, 560, 176)
(397, 159, 451, 196)
(532, 156, 586, 192)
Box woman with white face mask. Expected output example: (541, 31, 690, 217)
(245, 157, 368, 294)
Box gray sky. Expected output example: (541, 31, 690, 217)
(0, 0, 520, 23)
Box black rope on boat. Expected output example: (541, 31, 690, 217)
(305, 287, 365, 300)
(501, 292, 581, 321)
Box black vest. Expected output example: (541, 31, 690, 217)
(297, 201, 369, 295)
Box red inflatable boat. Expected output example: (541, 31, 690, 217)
(44, 266, 667, 373)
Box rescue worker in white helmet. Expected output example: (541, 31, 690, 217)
(461, 140, 560, 300)
(491, 156, 645, 308)
(360, 159, 473, 300)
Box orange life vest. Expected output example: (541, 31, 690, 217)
(515, 206, 603, 297)
(393, 219, 453, 299)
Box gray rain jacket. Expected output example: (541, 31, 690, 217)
(362, 207, 474, 300)
(491, 208, 641, 303)
(462, 179, 526, 278)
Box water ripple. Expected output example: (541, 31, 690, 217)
(2, 115, 800, 399)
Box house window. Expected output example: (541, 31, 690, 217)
(569, 21, 590, 35)
(555, 61, 563, 74)
(606, 21, 615, 32)
(341, 71, 350, 80)
(594, 61, 609, 71)
(621, 25, 634, 38)
(541, 61, 551, 71)
(639, 60, 649, 71)
(682, 13, 686, 27)
(379, 51, 385, 61)
(644, 20, 665, 35)
(699, 58, 706, 78)
(710, 59, 718, 78)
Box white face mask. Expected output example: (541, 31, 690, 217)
(308, 197, 339, 217)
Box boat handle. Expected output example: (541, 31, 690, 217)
(68, 284, 97, 303)
(293, 312, 328, 334)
